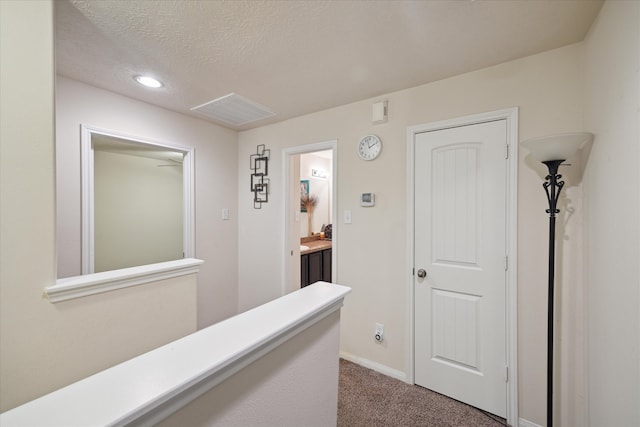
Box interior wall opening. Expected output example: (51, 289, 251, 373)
(298, 150, 333, 288)
(282, 141, 337, 295)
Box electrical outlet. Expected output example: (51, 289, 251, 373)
(374, 323, 384, 342)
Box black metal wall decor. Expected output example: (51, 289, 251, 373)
(250, 144, 270, 209)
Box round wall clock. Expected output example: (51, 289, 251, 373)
(358, 134, 382, 161)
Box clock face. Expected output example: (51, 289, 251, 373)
(358, 135, 382, 161)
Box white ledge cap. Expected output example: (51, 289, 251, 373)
(47, 258, 204, 303)
(521, 132, 594, 162)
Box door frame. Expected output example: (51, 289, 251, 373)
(406, 108, 518, 425)
(282, 140, 338, 296)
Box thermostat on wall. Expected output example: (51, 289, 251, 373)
(361, 193, 375, 207)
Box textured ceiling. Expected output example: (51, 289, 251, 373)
(55, 0, 603, 130)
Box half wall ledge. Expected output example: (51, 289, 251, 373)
(46, 258, 205, 303)
(2, 281, 351, 426)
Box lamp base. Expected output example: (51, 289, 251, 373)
(541, 159, 565, 427)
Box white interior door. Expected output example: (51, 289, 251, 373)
(414, 120, 507, 417)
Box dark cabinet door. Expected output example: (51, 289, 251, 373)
(322, 248, 332, 282)
(308, 251, 323, 285)
(301, 254, 309, 287)
(301, 247, 332, 288)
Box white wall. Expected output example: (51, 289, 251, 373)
(583, 1, 640, 426)
(56, 76, 239, 328)
(0, 1, 196, 412)
(238, 44, 587, 424)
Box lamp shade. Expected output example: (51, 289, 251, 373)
(521, 132, 594, 162)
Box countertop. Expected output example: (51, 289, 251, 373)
(301, 239, 332, 255)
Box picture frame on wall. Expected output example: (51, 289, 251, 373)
(300, 180, 309, 212)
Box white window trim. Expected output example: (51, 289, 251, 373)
(80, 124, 195, 274)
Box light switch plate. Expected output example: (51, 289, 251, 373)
(344, 210, 352, 224)
(222, 208, 229, 220)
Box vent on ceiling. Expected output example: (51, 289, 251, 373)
(190, 93, 275, 126)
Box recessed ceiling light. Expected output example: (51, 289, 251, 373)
(134, 75, 163, 88)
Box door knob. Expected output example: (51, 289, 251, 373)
(417, 269, 427, 279)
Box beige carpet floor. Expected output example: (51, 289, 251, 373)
(338, 359, 509, 427)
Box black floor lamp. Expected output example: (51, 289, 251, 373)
(521, 132, 594, 427)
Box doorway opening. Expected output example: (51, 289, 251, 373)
(282, 141, 337, 295)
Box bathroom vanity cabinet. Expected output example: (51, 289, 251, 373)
(301, 245, 331, 287)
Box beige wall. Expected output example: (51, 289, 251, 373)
(56, 76, 239, 328)
(94, 150, 183, 272)
(583, 1, 640, 426)
(0, 1, 196, 412)
(238, 44, 586, 424)
(3, 0, 638, 424)
(158, 311, 341, 427)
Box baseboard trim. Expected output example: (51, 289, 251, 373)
(339, 351, 407, 382)
(519, 418, 543, 427)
